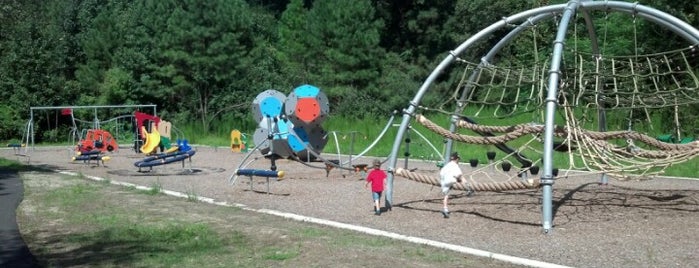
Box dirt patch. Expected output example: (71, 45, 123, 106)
(16, 169, 519, 267)
(6, 146, 699, 267)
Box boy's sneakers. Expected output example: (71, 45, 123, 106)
(374, 210, 381, 216)
(466, 188, 475, 197)
(465, 185, 475, 197)
(441, 210, 450, 218)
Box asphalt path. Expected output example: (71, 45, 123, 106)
(0, 169, 39, 267)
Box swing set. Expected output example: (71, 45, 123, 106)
(19, 105, 157, 156)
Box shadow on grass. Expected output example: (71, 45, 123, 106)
(0, 163, 66, 195)
(27, 231, 171, 267)
(0, 158, 58, 173)
(26, 225, 222, 267)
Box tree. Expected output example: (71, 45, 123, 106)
(303, 0, 386, 115)
(75, 0, 130, 103)
(277, 0, 311, 84)
(375, 0, 456, 65)
(0, 0, 81, 139)
(152, 0, 272, 129)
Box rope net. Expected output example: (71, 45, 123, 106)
(410, 39, 699, 184)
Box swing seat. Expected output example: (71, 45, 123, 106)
(656, 134, 676, 143)
(679, 137, 695, 144)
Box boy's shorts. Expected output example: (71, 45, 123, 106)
(372, 191, 382, 201)
(441, 182, 455, 195)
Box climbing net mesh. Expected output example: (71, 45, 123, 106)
(414, 42, 699, 182)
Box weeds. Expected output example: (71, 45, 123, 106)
(146, 181, 162, 195)
(186, 188, 199, 202)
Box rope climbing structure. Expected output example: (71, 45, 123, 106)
(384, 0, 699, 233)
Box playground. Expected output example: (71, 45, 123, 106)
(3, 146, 698, 268)
(3, 1, 699, 266)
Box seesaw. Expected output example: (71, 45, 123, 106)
(72, 149, 110, 166)
(134, 149, 196, 172)
(231, 168, 285, 194)
(7, 143, 26, 155)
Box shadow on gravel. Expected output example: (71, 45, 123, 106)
(393, 195, 542, 226)
(107, 167, 226, 177)
(243, 189, 291, 196)
(393, 184, 699, 227)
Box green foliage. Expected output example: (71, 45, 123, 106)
(0, 0, 697, 149)
(46, 182, 101, 207)
(376, 1, 456, 64)
(0, 158, 35, 172)
(280, 0, 389, 116)
(138, 181, 162, 195)
(277, 0, 310, 84)
(262, 247, 299, 261)
(41, 182, 227, 266)
(19, 171, 482, 267)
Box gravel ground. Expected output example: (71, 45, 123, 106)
(4, 146, 699, 268)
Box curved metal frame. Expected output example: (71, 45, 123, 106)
(386, 0, 699, 233)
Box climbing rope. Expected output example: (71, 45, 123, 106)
(415, 113, 699, 179)
(394, 167, 539, 192)
(416, 114, 699, 152)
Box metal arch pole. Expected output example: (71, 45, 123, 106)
(579, 1, 699, 44)
(383, 0, 699, 230)
(541, 0, 582, 234)
(331, 131, 342, 165)
(538, 1, 699, 231)
(454, 0, 699, 185)
(581, 0, 699, 189)
(385, 4, 567, 210)
(539, 0, 699, 232)
(508, 0, 699, 234)
(229, 139, 270, 185)
(443, 107, 461, 164)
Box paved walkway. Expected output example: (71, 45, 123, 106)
(0, 169, 39, 267)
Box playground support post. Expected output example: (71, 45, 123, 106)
(539, 0, 580, 234)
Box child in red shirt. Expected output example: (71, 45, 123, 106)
(365, 159, 387, 215)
